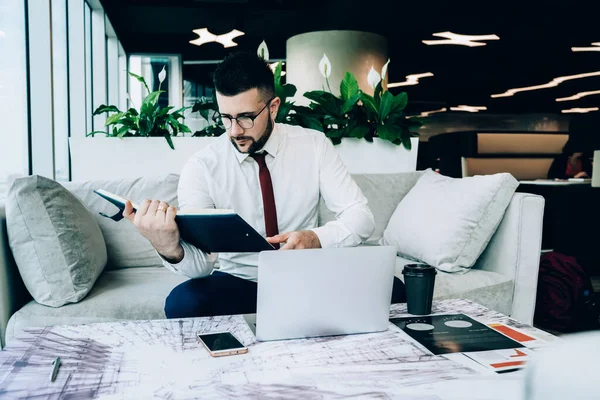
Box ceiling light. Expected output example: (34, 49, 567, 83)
(419, 108, 447, 117)
(556, 90, 600, 102)
(422, 31, 499, 47)
(561, 107, 599, 114)
(491, 71, 600, 98)
(388, 72, 434, 88)
(0, 30, 5, 37)
(189, 28, 244, 48)
(450, 105, 487, 112)
(572, 43, 600, 52)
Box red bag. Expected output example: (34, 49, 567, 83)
(534, 251, 598, 332)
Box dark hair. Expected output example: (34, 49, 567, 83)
(565, 113, 600, 154)
(213, 51, 274, 101)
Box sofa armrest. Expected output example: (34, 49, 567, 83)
(0, 203, 31, 348)
(474, 193, 545, 324)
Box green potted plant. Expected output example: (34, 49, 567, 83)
(89, 67, 192, 150)
(301, 56, 421, 149)
(295, 56, 421, 173)
(70, 67, 215, 181)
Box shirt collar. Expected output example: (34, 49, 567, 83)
(233, 123, 282, 164)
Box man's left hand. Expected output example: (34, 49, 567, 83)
(267, 230, 322, 250)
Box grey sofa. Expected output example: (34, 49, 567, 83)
(0, 172, 544, 348)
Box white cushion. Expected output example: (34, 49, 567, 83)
(380, 169, 519, 273)
(6, 176, 107, 307)
(63, 174, 179, 269)
(318, 172, 424, 244)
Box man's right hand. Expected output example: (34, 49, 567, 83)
(123, 199, 184, 263)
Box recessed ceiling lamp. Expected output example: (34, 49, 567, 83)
(422, 31, 499, 47)
(491, 71, 600, 98)
(572, 43, 600, 52)
(189, 28, 244, 48)
(0, 30, 5, 37)
(450, 105, 487, 112)
(388, 72, 434, 88)
(562, 107, 599, 114)
(419, 107, 447, 117)
(556, 90, 600, 102)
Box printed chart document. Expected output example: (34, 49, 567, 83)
(94, 189, 275, 254)
(392, 313, 554, 374)
(390, 314, 524, 355)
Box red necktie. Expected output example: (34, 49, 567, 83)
(251, 153, 279, 248)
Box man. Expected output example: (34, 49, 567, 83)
(123, 51, 406, 318)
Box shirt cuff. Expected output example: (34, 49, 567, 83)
(310, 225, 337, 248)
(157, 240, 188, 270)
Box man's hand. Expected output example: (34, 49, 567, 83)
(574, 171, 590, 179)
(267, 230, 322, 250)
(123, 199, 184, 263)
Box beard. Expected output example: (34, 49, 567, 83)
(230, 116, 274, 155)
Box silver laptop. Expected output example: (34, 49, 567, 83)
(247, 246, 396, 341)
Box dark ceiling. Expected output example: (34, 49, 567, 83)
(101, 0, 600, 115)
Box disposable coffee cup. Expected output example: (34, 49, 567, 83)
(402, 264, 436, 315)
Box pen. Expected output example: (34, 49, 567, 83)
(50, 357, 61, 382)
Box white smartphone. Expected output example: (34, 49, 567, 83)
(197, 331, 248, 357)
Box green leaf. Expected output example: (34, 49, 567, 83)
(128, 71, 150, 94)
(167, 115, 181, 131)
(326, 129, 345, 138)
(330, 137, 342, 145)
(192, 100, 217, 113)
(179, 123, 191, 133)
(105, 112, 126, 126)
(86, 130, 109, 137)
(304, 117, 324, 132)
(340, 72, 359, 102)
(140, 99, 155, 119)
(304, 91, 341, 116)
(402, 136, 413, 150)
(117, 116, 137, 128)
(391, 92, 408, 113)
(117, 125, 130, 138)
(342, 93, 361, 114)
(379, 91, 394, 120)
(164, 133, 175, 150)
(360, 93, 379, 117)
(304, 90, 339, 105)
(273, 62, 283, 88)
(276, 102, 294, 123)
(138, 117, 153, 136)
(172, 106, 192, 115)
(93, 104, 120, 115)
(155, 106, 174, 118)
(376, 124, 398, 142)
(127, 108, 139, 116)
(282, 84, 297, 99)
(143, 90, 165, 107)
(349, 124, 370, 139)
(374, 81, 383, 106)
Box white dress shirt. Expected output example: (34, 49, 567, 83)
(161, 123, 375, 282)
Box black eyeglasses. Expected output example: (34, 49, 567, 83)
(216, 98, 274, 129)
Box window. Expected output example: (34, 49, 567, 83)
(84, 2, 93, 134)
(0, 0, 29, 198)
(129, 54, 182, 110)
(52, 0, 69, 182)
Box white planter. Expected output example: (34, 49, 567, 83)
(334, 137, 419, 174)
(69, 137, 220, 181)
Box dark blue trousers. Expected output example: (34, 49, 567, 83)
(164, 270, 407, 319)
